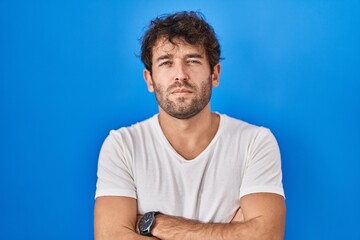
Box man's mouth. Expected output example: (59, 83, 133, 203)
(172, 88, 192, 93)
(171, 88, 193, 95)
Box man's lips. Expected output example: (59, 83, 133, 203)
(171, 88, 193, 94)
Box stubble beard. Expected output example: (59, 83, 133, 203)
(152, 76, 213, 119)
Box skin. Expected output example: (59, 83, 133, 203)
(143, 37, 220, 160)
(94, 38, 286, 239)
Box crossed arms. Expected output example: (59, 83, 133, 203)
(94, 192, 286, 240)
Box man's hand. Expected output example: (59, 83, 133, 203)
(231, 208, 245, 223)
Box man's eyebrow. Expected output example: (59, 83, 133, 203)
(155, 53, 204, 63)
(186, 53, 204, 59)
(155, 54, 172, 63)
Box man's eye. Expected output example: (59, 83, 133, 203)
(188, 60, 201, 64)
(159, 61, 172, 66)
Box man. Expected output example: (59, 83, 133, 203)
(94, 11, 286, 240)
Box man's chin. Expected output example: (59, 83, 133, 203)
(166, 106, 203, 119)
(168, 111, 198, 120)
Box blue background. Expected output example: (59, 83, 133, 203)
(1, 0, 359, 239)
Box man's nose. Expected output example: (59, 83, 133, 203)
(174, 62, 189, 81)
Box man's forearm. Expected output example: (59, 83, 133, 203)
(123, 231, 159, 240)
(152, 214, 267, 240)
(125, 233, 159, 240)
(95, 230, 159, 240)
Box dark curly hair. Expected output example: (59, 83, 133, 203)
(140, 11, 222, 74)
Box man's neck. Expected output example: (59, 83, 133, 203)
(157, 105, 220, 160)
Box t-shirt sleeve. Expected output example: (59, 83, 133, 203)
(239, 128, 285, 199)
(95, 130, 137, 199)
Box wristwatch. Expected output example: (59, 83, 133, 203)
(138, 211, 160, 236)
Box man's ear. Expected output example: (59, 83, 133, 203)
(143, 69, 154, 92)
(211, 64, 221, 87)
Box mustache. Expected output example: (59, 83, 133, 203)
(167, 81, 195, 92)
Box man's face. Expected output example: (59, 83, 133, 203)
(144, 38, 220, 119)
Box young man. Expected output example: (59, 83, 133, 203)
(94, 11, 286, 240)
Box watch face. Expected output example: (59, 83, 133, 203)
(139, 212, 154, 233)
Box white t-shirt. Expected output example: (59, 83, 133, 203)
(95, 114, 284, 223)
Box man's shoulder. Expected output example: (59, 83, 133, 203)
(219, 113, 271, 139)
(220, 114, 261, 130)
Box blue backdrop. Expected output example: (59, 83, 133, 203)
(1, 0, 359, 239)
